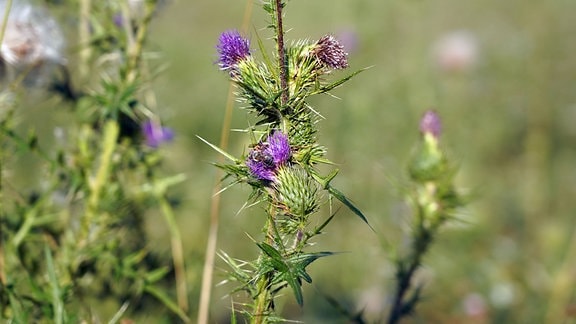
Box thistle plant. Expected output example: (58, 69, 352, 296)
(387, 110, 468, 323)
(205, 0, 367, 322)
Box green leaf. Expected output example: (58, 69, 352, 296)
(285, 273, 304, 306)
(145, 266, 170, 283)
(313, 67, 368, 95)
(328, 186, 372, 230)
(257, 242, 288, 272)
(144, 285, 190, 322)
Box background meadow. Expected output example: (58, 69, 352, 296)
(4, 0, 576, 322)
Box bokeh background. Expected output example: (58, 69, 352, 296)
(12, 0, 576, 322)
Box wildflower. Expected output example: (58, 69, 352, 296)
(142, 120, 174, 148)
(216, 30, 251, 72)
(313, 35, 348, 69)
(246, 131, 291, 181)
(419, 109, 442, 139)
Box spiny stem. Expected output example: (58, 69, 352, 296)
(275, 0, 289, 107)
(251, 2, 288, 321)
(387, 214, 433, 324)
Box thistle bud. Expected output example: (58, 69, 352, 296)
(216, 30, 251, 73)
(409, 110, 446, 182)
(419, 110, 442, 140)
(273, 166, 318, 218)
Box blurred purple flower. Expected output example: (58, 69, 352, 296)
(216, 30, 250, 72)
(113, 13, 124, 28)
(314, 35, 348, 69)
(246, 131, 291, 181)
(142, 120, 174, 148)
(420, 110, 442, 139)
(336, 28, 358, 54)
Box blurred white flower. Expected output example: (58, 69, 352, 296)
(0, 0, 65, 85)
(490, 282, 515, 308)
(432, 30, 479, 73)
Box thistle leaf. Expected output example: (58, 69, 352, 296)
(328, 186, 372, 230)
(313, 67, 368, 95)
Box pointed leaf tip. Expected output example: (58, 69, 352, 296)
(328, 186, 373, 231)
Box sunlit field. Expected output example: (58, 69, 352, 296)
(3, 0, 576, 322)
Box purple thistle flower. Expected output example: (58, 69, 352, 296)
(216, 30, 251, 72)
(246, 131, 291, 181)
(420, 110, 442, 139)
(314, 35, 349, 69)
(142, 120, 174, 148)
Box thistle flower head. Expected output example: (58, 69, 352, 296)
(313, 35, 348, 70)
(420, 110, 442, 139)
(246, 131, 291, 181)
(142, 120, 174, 148)
(216, 30, 251, 72)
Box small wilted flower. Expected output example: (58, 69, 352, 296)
(313, 35, 348, 70)
(246, 131, 291, 181)
(0, 1, 65, 68)
(420, 109, 442, 139)
(216, 30, 251, 72)
(142, 120, 174, 148)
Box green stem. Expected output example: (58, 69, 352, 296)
(80, 121, 119, 247)
(124, 0, 156, 85)
(12, 208, 38, 248)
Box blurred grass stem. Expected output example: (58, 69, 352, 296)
(78, 0, 91, 80)
(157, 193, 189, 315)
(196, 1, 253, 323)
